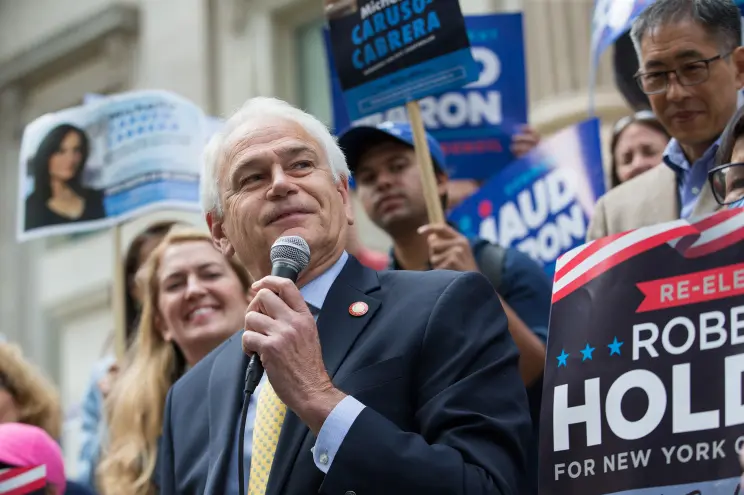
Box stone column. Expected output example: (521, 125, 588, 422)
(0, 86, 51, 373)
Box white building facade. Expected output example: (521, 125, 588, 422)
(0, 0, 629, 469)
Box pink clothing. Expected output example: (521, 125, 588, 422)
(354, 247, 390, 271)
(0, 422, 66, 494)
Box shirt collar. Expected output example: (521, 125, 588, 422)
(663, 136, 721, 174)
(300, 251, 349, 310)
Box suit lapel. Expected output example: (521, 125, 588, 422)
(653, 155, 721, 221)
(267, 256, 381, 495)
(650, 164, 680, 223)
(204, 332, 248, 495)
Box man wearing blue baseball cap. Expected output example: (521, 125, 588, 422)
(339, 121, 551, 494)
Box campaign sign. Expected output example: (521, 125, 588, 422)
(448, 118, 605, 278)
(590, 0, 654, 66)
(325, 0, 479, 120)
(539, 208, 744, 495)
(17, 90, 204, 241)
(327, 13, 528, 181)
(86, 92, 225, 146)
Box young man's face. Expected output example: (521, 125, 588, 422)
(354, 141, 446, 234)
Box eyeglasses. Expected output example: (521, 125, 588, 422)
(612, 110, 658, 136)
(635, 53, 730, 95)
(708, 162, 744, 205)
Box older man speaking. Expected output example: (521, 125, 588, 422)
(156, 97, 531, 495)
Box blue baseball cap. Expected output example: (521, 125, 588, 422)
(338, 121, 447, 175)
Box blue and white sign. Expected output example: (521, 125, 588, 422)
(328, 13, 528, 181)
(590, 0, 654, 67)
(325, 0, 479, 120)
(17, 90, 206, 241)
(588, 0, 654, 111)
(448, 118, 606, 278)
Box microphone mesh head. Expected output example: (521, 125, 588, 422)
(270, 236, 311, 272)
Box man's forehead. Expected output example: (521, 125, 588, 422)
(358, 140, 412, 167)
(230, 117, 315, 149)
(641, 20, 715, 64)
(220, 119, 322, 171)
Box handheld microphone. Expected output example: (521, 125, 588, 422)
(238, 235, 310, 495)
(245, 235, 311, 390)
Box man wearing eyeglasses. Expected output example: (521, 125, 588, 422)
(587, 0, 744, 241)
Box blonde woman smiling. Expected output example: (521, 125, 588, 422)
(97, 228, 252, 495)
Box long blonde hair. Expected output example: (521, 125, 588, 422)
(97, 228, 251, 495)
(0, 343, 61, 439)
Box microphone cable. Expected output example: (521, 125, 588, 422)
(238, 354, 263, 495)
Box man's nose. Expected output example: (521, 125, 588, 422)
(374, 169, 395, 191)
(665, 73, 690, 102)
(267, 165, 297, 198)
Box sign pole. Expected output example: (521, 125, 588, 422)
(112, 225, 126, 361)
(406, 100, 445, 224)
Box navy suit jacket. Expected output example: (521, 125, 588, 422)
(156, 256, 532, 495)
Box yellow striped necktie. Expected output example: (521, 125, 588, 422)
(247, 379, 287, 495)
(247, 302, 319, 495)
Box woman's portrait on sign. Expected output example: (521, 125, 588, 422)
(23, 123, 105, 231)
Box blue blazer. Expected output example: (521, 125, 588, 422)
(156, 256, 532, 495)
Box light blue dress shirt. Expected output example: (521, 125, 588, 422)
(663, 137, 720, 219)
(225, 251, 367, 494)
(75, 354, 116, 488)
(663, 98, 744, 219)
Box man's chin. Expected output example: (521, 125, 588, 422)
(267, 225, 314, 244)
(670, 121, 720, 146)
(378, 212, 419, 234)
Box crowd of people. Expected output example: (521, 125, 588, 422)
(2, 0, 744, 493)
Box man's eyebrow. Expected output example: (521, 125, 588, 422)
(644, 49, 706, 70)
(674, 49, 705, 61)
(275, 143, 318, 157)
(227, 144, 318, 179)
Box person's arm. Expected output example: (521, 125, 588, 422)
(496, 249, 552, 387)
(498, 296, 546, 386)
(318, 272, 532, 495)
(75, 360, 113, 487)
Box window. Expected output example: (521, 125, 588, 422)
(294, 18, 333, 127)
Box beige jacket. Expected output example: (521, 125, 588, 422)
(586, 163, 721, 242)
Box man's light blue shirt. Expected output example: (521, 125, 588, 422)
(663, 97, 744, 219)
(663, 137, 720, 219)
(225, 251, 366, 494)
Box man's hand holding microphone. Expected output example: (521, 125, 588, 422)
(240, 236, 346, 435)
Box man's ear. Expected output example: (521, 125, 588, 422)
(206, 211, 235, 258)
(435, 170, 448, 197)
(337, 176, 355, 226)
(733, 46, 744, 90)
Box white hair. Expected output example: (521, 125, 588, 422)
(200, 97, 350, 216)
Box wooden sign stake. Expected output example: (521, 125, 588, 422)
(406, 100, 445, 225)
(112, 225, 126, 361)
